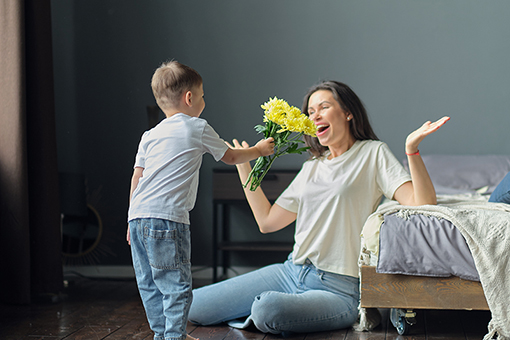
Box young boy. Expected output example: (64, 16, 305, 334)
(127, 61, 274, 340)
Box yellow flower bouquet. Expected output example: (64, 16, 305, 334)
(244, 97, 317, 191)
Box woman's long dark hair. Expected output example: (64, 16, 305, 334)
(302, 80, 379, 158)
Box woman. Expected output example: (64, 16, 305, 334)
(188, 81, 449, 334)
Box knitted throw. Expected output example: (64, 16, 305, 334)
(369, 197, 510, 339)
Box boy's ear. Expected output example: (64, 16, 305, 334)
(184, 90, 193, 107)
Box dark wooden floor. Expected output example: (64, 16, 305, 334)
(0, 275, 492, 340)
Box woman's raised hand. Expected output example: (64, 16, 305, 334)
(405, 116, 450, 154)
(226, 138, 250, 150)
(225, 139, 253, 171)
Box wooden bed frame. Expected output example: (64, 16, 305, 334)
(360, 265, 489, 334)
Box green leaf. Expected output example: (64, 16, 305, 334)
(294, 146, 310, 154)
(254, 125, 266, 134)
(287, 143, 298, 152)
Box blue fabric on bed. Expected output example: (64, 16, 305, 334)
(489, 171, 510, 204)
(377, 213, 479, 281)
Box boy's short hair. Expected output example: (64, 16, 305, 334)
(151, 61, 203, 110)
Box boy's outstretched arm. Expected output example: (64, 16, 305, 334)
(127, 167, 144, 245)
(221, 137, 274, 165)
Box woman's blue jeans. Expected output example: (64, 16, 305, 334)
(130, 218, 192, 340)
(188, 254, 359, 334)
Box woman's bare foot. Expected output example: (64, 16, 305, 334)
(185, 334, 199, 340)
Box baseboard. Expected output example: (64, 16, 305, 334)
(191, 266, 259, 279)
(64, 265, 136, 279)
(63, 265, 259, 280)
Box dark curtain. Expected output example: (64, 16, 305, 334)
(0, 0, 63, 304)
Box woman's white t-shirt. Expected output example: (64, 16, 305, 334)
(276, 140, 411, 278)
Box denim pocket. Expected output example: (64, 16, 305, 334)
(143, 219, 191, 270)
(316, 269, 359, 299)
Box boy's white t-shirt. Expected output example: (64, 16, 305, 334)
(128, 113, 228, 225)
(275, 140, 411, 278)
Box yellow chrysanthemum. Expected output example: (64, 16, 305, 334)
(261, 97, 317, 136)
(301, 117, 317, 137)
(280, 111, 317, 136)
(261, 97, 287, 125)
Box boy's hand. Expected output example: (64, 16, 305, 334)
(254, 137, 275, 157)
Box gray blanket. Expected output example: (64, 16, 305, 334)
(378, 213, 479, 281)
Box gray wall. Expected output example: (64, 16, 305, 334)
(51, 0, 510, 266)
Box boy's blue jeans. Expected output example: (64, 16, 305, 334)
(188, 254, 359, 335)
(130, 218, 192, 340)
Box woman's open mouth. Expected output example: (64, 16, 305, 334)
(316, 124, 330, 137)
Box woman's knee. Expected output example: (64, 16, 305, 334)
(250, 291, 287, 333)
(250, 290, 359, 334)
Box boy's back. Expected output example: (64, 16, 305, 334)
(128, 113, 228, 225)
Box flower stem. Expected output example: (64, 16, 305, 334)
(249, 155, 277, 191)
(287, 132, 304, 142)
(243, 156, 265, 189)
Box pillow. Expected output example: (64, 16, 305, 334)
(403, 155, 510, 195)
(489, 171, 510, 204)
